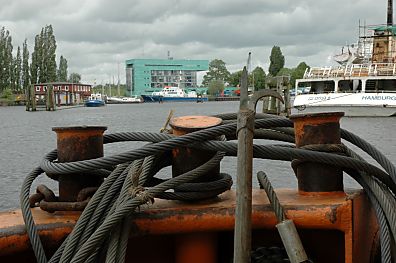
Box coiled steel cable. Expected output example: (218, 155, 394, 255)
(68, 151, 226, 263)
(20, 112, 396, 263)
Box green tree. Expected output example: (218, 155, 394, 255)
(202, 59, 230, 86)
(30, 34, 41, 84)
(269, 46, 285, 76)
(31, 25, 57, 84)
(229, 70, 243, 87)
(22, 39, 30, 90)
(207, 79, 224, 95)
(14, 46, 22, 92)
(251, 66, 266, 90)
(69, 72, 81, 83)
(291, 62, 310, 86)
(0, 28, 13, 92)
(57, 55, 68, 81)
(276, 67, 292, 77)
(45, 25, 57, 82)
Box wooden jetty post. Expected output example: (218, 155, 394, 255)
(262, 76, 291, 117)
(26, 84, 56, 111)
(28, 85, 37, 111)
(45, 85, 55, 111)
(25, 85, 30, 111)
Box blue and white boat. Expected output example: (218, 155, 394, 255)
(141, 86, 207, 103)
(85, 94, 105, 107)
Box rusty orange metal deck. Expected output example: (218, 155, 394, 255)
(0, 188, 378, 263)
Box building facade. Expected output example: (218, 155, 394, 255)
(125, 59, 209, 95)
(34, 82, 92, 106)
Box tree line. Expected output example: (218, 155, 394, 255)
(0, 24, 81, 95)
(202, 46, 310, 95)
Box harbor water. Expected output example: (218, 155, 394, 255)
(0, 102, 395, 211)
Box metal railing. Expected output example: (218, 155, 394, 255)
(304, 63, 396, 79)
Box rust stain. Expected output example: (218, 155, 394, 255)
(325, 205, 338, 224)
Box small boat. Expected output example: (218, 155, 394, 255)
(106, 96, 142, 104)
(85, 93, 105, 107)
(141, 86, 208, 103)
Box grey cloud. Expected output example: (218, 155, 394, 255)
(0, 0, 390, 84)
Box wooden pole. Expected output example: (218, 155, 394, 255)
(46, 84, 55, 111)
(233, 67, 255, 263)
(30, 85, 36, 111)
(25, 85, 30, 111)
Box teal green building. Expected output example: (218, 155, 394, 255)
(125, 59, 209, 96)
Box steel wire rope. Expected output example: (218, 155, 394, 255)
(102, 126, 395, 191)
(58, 162, 132, 263)
(353, 172, 395, 263)
(67, 151, 225, 263)
(20, 149, 57, 263)
(341, 129, 396, 182)
(40, 118, 293, 175)
(75, 161, 138, 259)
(343, 147, 396, 261)
(105, 160, 143, 263)
(187, 140, 395, 191)
(20, 112, 396, 263)
(218, 111, 395, 181)
(20, 166, 48, 263)
(116, 156, 156, 262)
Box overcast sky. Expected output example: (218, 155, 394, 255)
(0, 0, 389, 85)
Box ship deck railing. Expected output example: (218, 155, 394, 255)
(296, 89, 396, 95)
(303, 63, 396, 79)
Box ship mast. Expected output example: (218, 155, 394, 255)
(388, 0, 393, 26)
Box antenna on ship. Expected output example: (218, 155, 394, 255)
(167, 50, 173, 60)
(246, 52, 254, 91)
(387, 0, 393, 26)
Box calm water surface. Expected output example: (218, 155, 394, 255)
(0, 102, 395, 210)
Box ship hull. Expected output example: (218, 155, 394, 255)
(293, 93, 396, 117)
(85, 100, 105, 107)
(141, 95, 208, 103)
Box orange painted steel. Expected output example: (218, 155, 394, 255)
(290, 112, 345, 192)
(170, 115, 222, 183)
(0, 189, 378, 262)
(52, 126, 107, 201)
(175, 233, 217, 263)
(169, 115, 222, 135)
(169, 115, 223, 262)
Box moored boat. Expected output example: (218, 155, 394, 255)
(106, 96, 142, 104)
(85, 93, 105, 107)
(293, 6, 396, 117)
(141, 86, 208, 103)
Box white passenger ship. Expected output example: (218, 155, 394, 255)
(294, 22, 396, 116)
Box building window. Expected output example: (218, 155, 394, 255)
(43, 86, 47, 91)
(35, 86, 40, 92)
(65, 86, 69, 91)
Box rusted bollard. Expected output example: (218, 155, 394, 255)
(52, 126, 107, 201)
(290, 112, 344, 192)
(169, 115, 222, 263)
(170, 115, 222, 182)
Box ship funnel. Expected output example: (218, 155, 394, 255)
(388, 0, 393, 26)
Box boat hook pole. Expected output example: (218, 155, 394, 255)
(233, 67, 284, 263)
